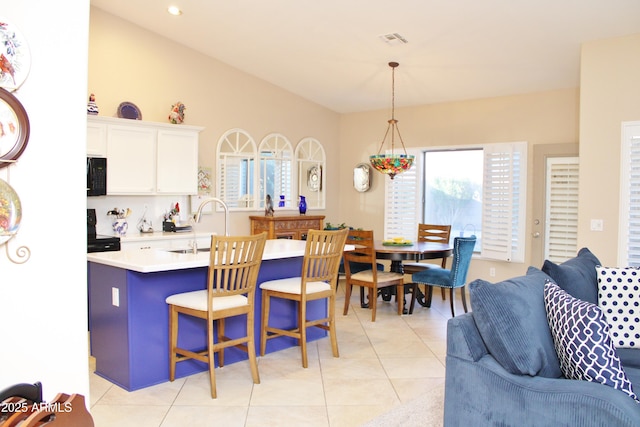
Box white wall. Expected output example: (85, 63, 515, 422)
(88, 8, 341, 236)
(87, 195, 191, 236)
(339, 89, 580, 281)
(0, 1, 91, 401)
(578, 33, 640, 265)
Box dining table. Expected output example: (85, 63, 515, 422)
(374, 240, 453, 274)
(356, 240, 453, 312)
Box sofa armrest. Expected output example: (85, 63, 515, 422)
(444, 350, 640, 427)
(446, 313, 488, 362)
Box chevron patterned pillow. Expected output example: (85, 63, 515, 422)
(544, 279, 638, 402)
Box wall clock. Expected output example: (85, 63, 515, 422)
(0, 87, 29, 168)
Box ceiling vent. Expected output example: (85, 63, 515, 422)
(379, 33, 408, 46)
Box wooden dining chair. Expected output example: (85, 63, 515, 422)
(165, 232, 267, 398)
(342, 229, 405, 321)
(402, 224, 452, 301)
(260, 228, 348, 368)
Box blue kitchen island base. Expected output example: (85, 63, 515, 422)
(88, 256, 327, 391)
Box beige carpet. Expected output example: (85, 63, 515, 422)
(362, 382, 445, 427)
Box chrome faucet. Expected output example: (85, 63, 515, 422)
(194, 197, 229, 237)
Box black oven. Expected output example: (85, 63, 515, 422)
(87, 208, 120, 252)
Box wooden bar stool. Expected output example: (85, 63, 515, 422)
(166, 233, 267, 398)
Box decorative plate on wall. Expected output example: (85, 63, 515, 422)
(0, 19, 31, 92)
(0, 178, 21, 245)
(353, 163, 370, 192)
(117, 101, 142, 120)
(0, 87, 29, 168)
(307, 165, 321, 192)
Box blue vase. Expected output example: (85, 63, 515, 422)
(298, 196, 307, 215)
(279, 195, 285, 207)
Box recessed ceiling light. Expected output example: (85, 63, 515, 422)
(167, 6, 182, 16)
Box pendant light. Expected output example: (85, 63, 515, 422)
(369, 62, 415, 179)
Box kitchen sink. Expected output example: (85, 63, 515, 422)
(167, 248, 211, 254)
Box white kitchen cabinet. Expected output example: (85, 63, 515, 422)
(156, 130, 199, 194)
(120, 239, 170, 251)
(107, 125, 156, 194)
(87, 120, 107, 157)
(87, 116, 203, 195)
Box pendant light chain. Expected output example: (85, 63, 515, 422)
(391, 62, 396, 122)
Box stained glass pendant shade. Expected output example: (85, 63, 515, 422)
(369, 62, 414, 179)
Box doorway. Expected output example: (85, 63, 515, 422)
(531, 143, 579, 267)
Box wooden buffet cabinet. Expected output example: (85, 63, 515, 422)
(249, 215, 325, 240)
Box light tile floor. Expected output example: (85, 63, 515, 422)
(89, 282, 464, 427)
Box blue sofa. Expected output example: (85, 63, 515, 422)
(444, 249, 640, 426)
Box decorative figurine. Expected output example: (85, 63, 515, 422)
(168, 101, 186, 124)
(265, 194, 274, 216)
(87, 93, 99, 115)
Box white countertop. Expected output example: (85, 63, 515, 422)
(114, 231, 214, 242)
(87, 239, 308, 273)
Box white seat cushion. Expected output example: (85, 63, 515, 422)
(260, 277, 331, 294)
(351, 270, 404, 284)
(165, 290, 248, 311)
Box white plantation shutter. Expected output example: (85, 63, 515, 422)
(259, 133, 293, 208)
(619, 121, 640, 266)
(481, 142, 527, 262)
(544, 157, 579, 263)
(219, 157, 241, 205)
(217, 129, 257, 209)
(384, 150, 422, 241)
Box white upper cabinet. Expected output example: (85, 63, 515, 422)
(87, 120, 107, 157)
(156, 130, 199, 194)
(107, 124, 157, 194)
(87, 116, 203, 195)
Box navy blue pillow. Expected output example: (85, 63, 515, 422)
(541, 247, 601, 304)
(469, 266, 562, 378)
(544, 280, 638, 402)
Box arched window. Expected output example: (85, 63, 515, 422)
(295, 137, 325, 210)
(216, 128, 257, 209)
(258, 133, 293, 209)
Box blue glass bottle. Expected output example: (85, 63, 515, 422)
(299, 195, 307, 215)
(279, 195, 285, 207)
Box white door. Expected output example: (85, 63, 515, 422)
(531, 144, 579, 267)
(544, 156, 579, 262)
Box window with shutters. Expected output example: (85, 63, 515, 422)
(544, 157, 579, 263)
(295, 137, 326, 210)
(619, 121, 640, 266)
(217, 129, 257, 210)
(384, 149, 422, 241)
(423, 149, 483, 244)
(384, 142, 527, 262)
(258, 133, 293, 209)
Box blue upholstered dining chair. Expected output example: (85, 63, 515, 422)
(408, 235, 476, 317)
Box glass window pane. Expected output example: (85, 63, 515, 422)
(423, 149, 483, 244)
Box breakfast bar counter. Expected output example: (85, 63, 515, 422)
(87, 239, 324, 391)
